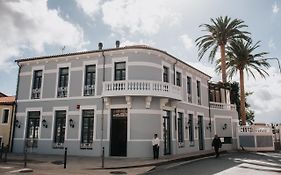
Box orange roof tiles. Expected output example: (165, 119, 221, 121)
(0, 96, 15, 104)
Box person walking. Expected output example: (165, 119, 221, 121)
(152, 134, 160, 159)
(212, 134, 222, 158)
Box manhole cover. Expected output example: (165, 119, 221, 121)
(51, 160, 64, 165)
(110, 171, 127, 174)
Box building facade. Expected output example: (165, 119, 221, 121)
(0, 93, 15, 150)
(13, 45, 238, 157)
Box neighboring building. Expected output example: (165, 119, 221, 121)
(0, 93, 15, 150)
(13, 43, 238, 157)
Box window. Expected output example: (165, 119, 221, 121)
(2, 109, 9, 123)
(31, 70, 42, 99)
(187, 76, 192, 103)
(57, 67, 69, 98)
(53, 110, 66, 147)
(26, 111, 40, 147)
(81, 110, 94, 148)
(176, 72, 181, 86)
(188, 114, 194, 144)
(197, 80, 201, 105)
(84, 65, 96, 96)
(178, 112, 184, 146)
(163, 66, 169, 83)
(114, 62, 126, 81)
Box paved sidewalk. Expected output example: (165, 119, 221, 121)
(0, 149, 220, 174)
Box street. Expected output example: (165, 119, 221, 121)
(145, 152, 281, 175)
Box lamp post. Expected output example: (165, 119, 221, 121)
(263, 57, 281, 73)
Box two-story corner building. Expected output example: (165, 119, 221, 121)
(13, 43, 238, 157)
(0, 93, 16, 151)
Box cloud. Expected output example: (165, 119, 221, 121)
(268, 39, 276, 49)
(75, 0, 101, 19)
(101, 0, 181, 35)
(120, 39, 156, 47)
(179, 34, 194, 50)
(272, 2, 279, 14)
(0, 0, 86, 70)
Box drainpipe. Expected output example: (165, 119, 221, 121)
(11, 62, 22, 152)
(8, 102, 15, 152)
(208, 82, 212, 134)
(99, 42, 105, 160)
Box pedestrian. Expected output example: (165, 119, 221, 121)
(212, 134, 222, 158)
(152, 134, 160, 159)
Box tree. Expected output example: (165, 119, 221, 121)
(196, 16, 250, 83)
(224, 39, 270, 125)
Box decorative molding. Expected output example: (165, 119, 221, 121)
(104, 97, 111, 108)
(125, 96, 132, 108)
(160, 98, 169, 108)
(145, 96, 152, 109)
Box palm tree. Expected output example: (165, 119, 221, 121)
(196, 16, 250, 83)
(222, 39, 270, 125)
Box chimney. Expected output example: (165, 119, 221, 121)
(98, 42, 103, 50)
(115, 40, 120, 48)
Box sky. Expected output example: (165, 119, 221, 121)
(0, 0, 280, 123)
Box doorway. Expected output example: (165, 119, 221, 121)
(163, 110, 171, 155)
(198, 115, 204, 150)
(110, 109, 127, 156)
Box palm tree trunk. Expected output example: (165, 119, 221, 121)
(220, 45, 227, 83)
(239, 69, 246, 125)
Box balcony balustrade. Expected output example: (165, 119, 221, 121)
(102, 80, 182, 100)
(210, 102, 236, 111)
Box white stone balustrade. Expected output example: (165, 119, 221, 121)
(209, 102, 236, 111)
(102, 80, 182, 100)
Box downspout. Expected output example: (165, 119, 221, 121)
(11, 62, 22, 152)
(101, 49, 105, 155)
(8, 102, 15, 152)
(173, 60, 178, 85)
(208, 82, 212, 134)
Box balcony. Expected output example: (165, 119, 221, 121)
(210, 102, 236, 111)
(102, 80, 182, 100)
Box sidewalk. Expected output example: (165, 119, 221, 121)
(0, 149, 221, 174)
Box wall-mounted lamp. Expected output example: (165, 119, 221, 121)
(69, 119, 75, 128)
(206, 122, 212, 130)
(42, 119, 48, 128)
(15, 120, 21, 128)
(222, 123, 228, 130)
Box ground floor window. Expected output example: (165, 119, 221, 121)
(178, 112, 184, 147)
(81, 109, 94, 149)
(26, 111, 40, 147)
(53, 110, 66, 148)
(188, 114, 194, 145)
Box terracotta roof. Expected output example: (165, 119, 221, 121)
(15, 45, 211, 78)
(0, 96, 15, 105)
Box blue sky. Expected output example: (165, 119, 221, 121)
(0, 0, 280, 123)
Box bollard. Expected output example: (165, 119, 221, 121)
(64, 147, 67, 169)
(102, 147, 105, 168)
(4, 145, 8, 162)
(0, 143, 3, 160)
(24, 141, 27, 168)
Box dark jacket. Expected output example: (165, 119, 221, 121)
(212, 137, 222, 148)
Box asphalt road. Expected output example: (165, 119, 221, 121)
(145, 151, 281, 175)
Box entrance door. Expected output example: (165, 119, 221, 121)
(110, 109, 127, 156)
(163, 110, 171, 155)
(198, 115, 204, 150)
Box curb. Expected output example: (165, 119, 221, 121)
(8, 168, 33, 174)
(87, 151, 227, 170)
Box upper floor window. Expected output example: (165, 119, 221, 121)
(176, 72, 181, 86)
(187, 76, 192, 103)
(53, 110, 66, 148)
(26, 111, 40, 147)
(114, 62, 126, 81)
(197, 80, 201, 105)
(177, 112, 184, 146)
(163, 66, 169, 83)
(84, 65, 96, 96)
(2, 109, 9, 123)
(81, 109, 94, 149)
(31, 70, 42, 99)
(57, 67, 69, 98)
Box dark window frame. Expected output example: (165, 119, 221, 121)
(53, 110, 66, 145)
(2, 109, 9, 123)
(84, 65, 96, 96)
(177, 112, 184, 145)
(176, 72, 181, 86)
(187, 76, 192, 103)
(114, 62, 126, 81)
(57, 67, 69, 97)
(31, 70, 43, 99)
(197, 80, 201, 105)
(188, 114, 194, 143)
(81, 110, 94, 144)
(163, 66, 169, 83)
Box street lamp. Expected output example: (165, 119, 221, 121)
(263, 57, 281, 73)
